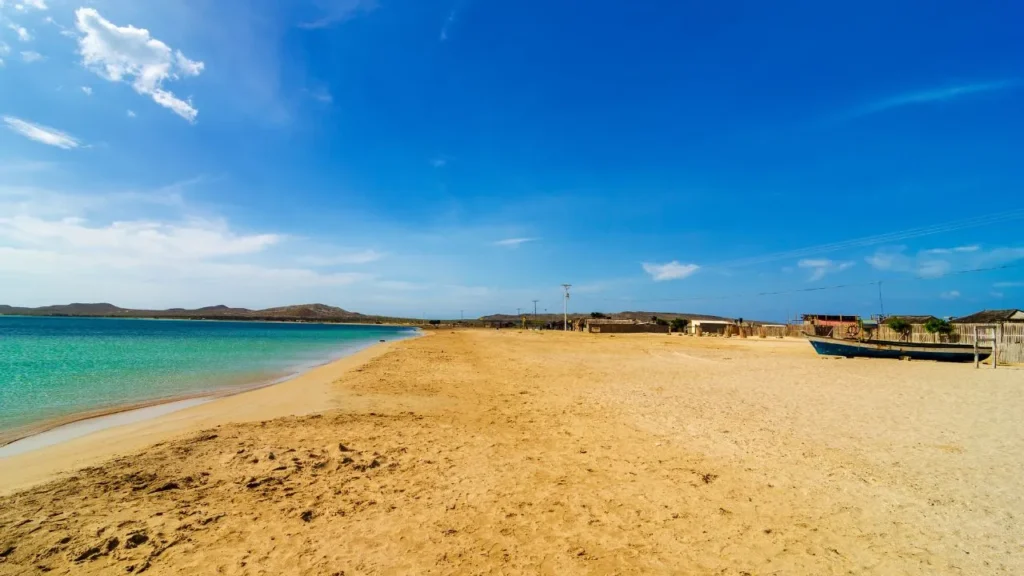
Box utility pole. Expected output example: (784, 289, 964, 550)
(561, 284, 572, 331)
(877, 281, 885, 319)
(532, 300, 539, 317)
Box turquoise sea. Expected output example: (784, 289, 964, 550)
(0, 316, 416, 435)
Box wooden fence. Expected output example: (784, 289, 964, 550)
(868, 323, 1024, 364)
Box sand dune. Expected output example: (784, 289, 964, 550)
(1, 330, 1022, 575)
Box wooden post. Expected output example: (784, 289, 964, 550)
(975, 325, 999, 369)
(974, 325, 980, 368)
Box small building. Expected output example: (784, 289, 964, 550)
(953, 309, 1024, 324)
(883, 315, 939, 324)
(801, 314, 859, 326)
(586, 319, 669, 334)
(688, 319, 734, 335)
(802, 314, 860, 338)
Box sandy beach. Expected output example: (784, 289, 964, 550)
(1, 329, 1022, 575)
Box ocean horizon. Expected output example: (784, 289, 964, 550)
(0, 316, 417, 439)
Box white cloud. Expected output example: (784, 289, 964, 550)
(440, 9, 456, 41)
(917, 259, 952, 279)
(430, 157, 447, 168)
(20, 50, 42, 62)
(850, 81, 1018, 118)
(0, 189, 387, 308)
(2, 116, 80, 149)
(994, 281, 1024, 288)
(923, 245, 980, 255)
(493, 237, 537, 247)
(797, 258, 854, 281)
(81, 86, 92, 95)
(299, 0, 378, 29)
(0, 41, 8, 54)
(127, 110, 136, 118)
(939, 290, 961, 300)
(307, 87, 332, 103)
(991, 291, 1004, 299)
(642, 261, 700, 281)
(867, 245, 1024, 278)
(8, 24, 32, 41)
(17, 0, 47, 9)
(297, 250, 384, 266)
(0, 215, 280, 259)
(74, 8, 205, 122)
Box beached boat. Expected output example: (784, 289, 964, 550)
(807, 335, 991, 362)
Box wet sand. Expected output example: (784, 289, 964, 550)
(1, 330, 1022, 575)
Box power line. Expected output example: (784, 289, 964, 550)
(711, 209, 1024, 269)
(601, 261, 1024, 305)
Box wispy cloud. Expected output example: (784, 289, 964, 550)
(8, 23, 32, 42)
(75, 8, 205, 122)
(642, 261, 700, 281)
(81, 86, 92, 95)
(299, 0, 378, 29)
(20, 50, 42, 62)
(126, 110, 136, 118)
(430, 157, 447, 168)
(851, 81, 1017, 118)
(297, 250, 384, 266)
(715, 210, 1024, 269)
(306, 87, 332, 104)
(923, 245, 979, 255)
(440, 9, 456, 41)
(797, 258, 854, 281)
(994, 281, 1024, 288)
(866, 245, 1024, 278)
(940, 290, 961, 300)
(3, 116, 81, 149)
(494, 237, 537, 247)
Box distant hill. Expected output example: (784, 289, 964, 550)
(0, 302, 369, 323)
(34, 303, 127, 315)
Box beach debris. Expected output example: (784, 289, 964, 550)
(105, 537, 119, 552)
(300, 510, 315, 522)
(0, 545, 14, 558)
(338, 443, 352, 452)
(701, 473, 718, 485)
(268, 452, 276, 460)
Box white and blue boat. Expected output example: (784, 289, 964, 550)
(807, 335, 990, 363)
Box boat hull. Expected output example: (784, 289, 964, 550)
(807, 335, 990, 363)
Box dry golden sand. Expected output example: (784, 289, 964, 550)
(1, 330, 1023, 575)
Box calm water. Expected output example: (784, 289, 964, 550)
(0, 316, 416, 434)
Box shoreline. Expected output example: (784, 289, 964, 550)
(0, 329, 422, 450)
(0, 332, 421, 493)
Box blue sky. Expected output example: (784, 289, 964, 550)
(1, 0, 1022, 320)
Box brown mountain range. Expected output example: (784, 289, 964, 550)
(0, 303, 367, 322)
